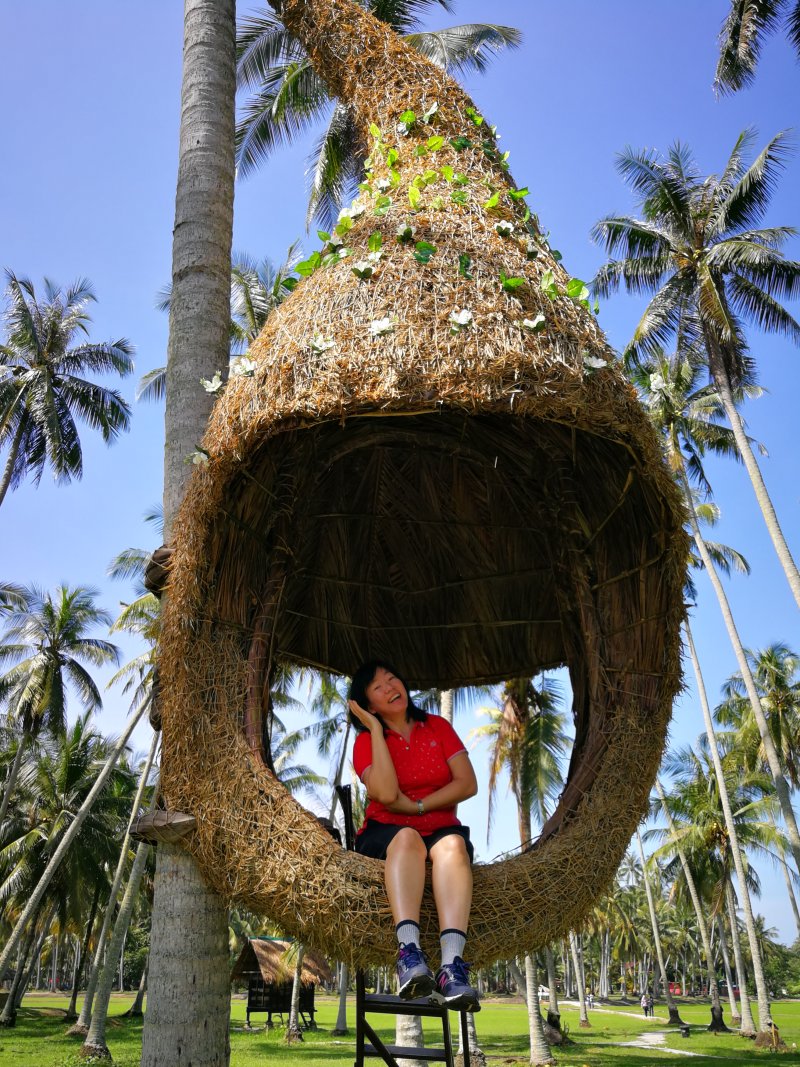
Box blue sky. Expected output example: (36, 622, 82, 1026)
(2, 2, 799, 942)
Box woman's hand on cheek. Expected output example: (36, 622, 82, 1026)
(348, 699, 382, 733)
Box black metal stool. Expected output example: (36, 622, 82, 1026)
(336, 786, 471, 1067)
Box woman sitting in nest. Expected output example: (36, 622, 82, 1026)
(348, 660, 480, 1011)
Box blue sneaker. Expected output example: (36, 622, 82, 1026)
(433, 957, 480, 1012)
(396, 942, 435, 1000)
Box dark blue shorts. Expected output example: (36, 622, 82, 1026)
(354, 820, 474, 863)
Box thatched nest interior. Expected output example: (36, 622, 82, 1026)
(155, 0, 688, 967)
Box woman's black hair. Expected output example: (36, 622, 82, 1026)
(348, 660, 428, 732)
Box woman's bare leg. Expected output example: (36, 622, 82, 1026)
(428, 834, 472, 931)
(384, 828, 427, 925)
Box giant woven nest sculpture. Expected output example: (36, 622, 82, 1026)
(158, 0, 688, 969)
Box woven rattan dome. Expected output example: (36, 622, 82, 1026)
(158, 0, 687, 967)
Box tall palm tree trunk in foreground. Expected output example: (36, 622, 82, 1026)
(139, 1, 236, 1064)
(285, 945, 305, 1042)
(654, 779, 727, 1031)
(716, 914, 742, 1025)
(724, 881, 756, 1035)
(684, 621, 770, 1034)
(680, 466, 800, 878)
(706, 337, 800, 610)
(65, 883, 102, 1021)
(636, 829, 684, 1025)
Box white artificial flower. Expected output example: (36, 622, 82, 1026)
(521, 315, 546, 332)
(376, 177, 392, 192)
(367, 250, 383, 264)
(396, 222, 416, 241)
(649, 372, 666, 392)
(200, 371, 223, 393)
(310, 333, 335, 354)
(370, 316, 396, 337)
(495, 220, 514, 237)
(352, 260, 375, 279)
(582, 353, 608, 370)
(189, 448, 210, 466)
(230, 356, 257, 377)
(338, 204, 365, 222)
(449, 309, 474, 333)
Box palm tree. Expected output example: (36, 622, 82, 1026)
(137, 247, 302, 403)
(635, 828, 684, 1025)
(236, 2, 521, 227)
(0, 271, 133, 507)
(0, 714, 137, 1025)
(592, 130, 800, 610)
(0, 585, 120, 825)
(139, 2, 237, 1063)
(715, 0, 800, 93)
(628, 349, 800, 888)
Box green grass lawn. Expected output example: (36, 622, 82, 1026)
(2, 993, 800, 1067)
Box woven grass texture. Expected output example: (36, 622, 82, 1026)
(157, 0, 688, 966)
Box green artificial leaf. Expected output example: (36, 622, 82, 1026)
(509, 187, 529, 200)
(396, 223, 416, 243)
(317, 230, 331, 242)
(321, 252, 341, 268)
(540, 271, 559, 299)
(408, 185, 421, 209)
(282, 277, 298, 292)
(374, 195, 392, 216)
(466, 106, 484, 127)
(414, 241, 437, 264)
(483, 191, 500, 210)
(453, 173, 469, 186)
(389, 168, 401, 188)
(386, 148, 399, 167)
(414, 144, 429, 157)
(451, 189, 469, 205)
(551, 249, 563, 262)
(449, 136, 472, 151)
(422, 170, 438, 186)
(427, 135, 445, 151)
(335, 216, 354, 237)
(440, 164, 454, 182)
(369, 123, 381, 139)
(566, 278, 589, 302)
(430, 195, 445, 210)
(368, 231, 383, 253)
(593, 297, 600, 315)
(296, 251, 322, 277)
(458, 254, 473, 279)
(500, 271, 525, 292)
(525, 240, 538, 261)
(521, 313, 546, 333)
(522, 207, 531, 224)
(399, 109, 416, 127)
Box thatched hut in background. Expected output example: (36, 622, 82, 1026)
(230, 937, 333, 1029)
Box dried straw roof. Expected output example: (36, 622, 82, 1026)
(230, 938, 332, 986)
(157, 0, 688, 967)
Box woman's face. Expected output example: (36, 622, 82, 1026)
(364, 667, 408, 719)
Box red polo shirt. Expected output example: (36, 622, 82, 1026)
(352, 714, 467, 835)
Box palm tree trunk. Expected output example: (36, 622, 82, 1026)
(285, 945, 305, 1043)
(524, 955, 554, 1065)
(82, 838, 153, 1058)
(684, 619, 771, 1032)
(125, 955, 148, 1017)
(0, 908, 40, 1027)
(635, 830, 683, 1025)
(140, 3, 236, 1063)
(0, 729, 30, 827)
(654, 779, 727, 1031)
(396, 1012, 424, 1067)
(17, 912, 52, 1010)
(0, 696, 150, 984)
(68, 725, 158, 1036)
(544, 944, 561, 1030)
(332, 962, 348, 1035)
(724, 879, 756, 1035)
(716, 915, 741, 1024)
(0, 419, 26, 509)
(708, 345, 800, 609)
(771, 811, 800, 939)
(568, 933, 589, 1027)
(679, 463, 800, 880)
(439, 689, 454, 723)
(65, 883, 102, 1022)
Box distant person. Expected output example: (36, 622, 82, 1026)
(641, 992, 648, 1017)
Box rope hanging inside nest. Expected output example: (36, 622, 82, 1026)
(156, 0, 688, 968)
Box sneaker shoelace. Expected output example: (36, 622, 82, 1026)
(399, 943, 426, 968)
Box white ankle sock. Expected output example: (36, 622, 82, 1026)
(440, 928, 466, 966)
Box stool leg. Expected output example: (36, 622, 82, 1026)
(459, 1011, 471, 1067)
(440, 1007, 454, 1067)
(355, 969, 366, 1067)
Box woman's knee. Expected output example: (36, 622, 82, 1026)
(429, 834, 470, 865)
(386, 827, 426, 859)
